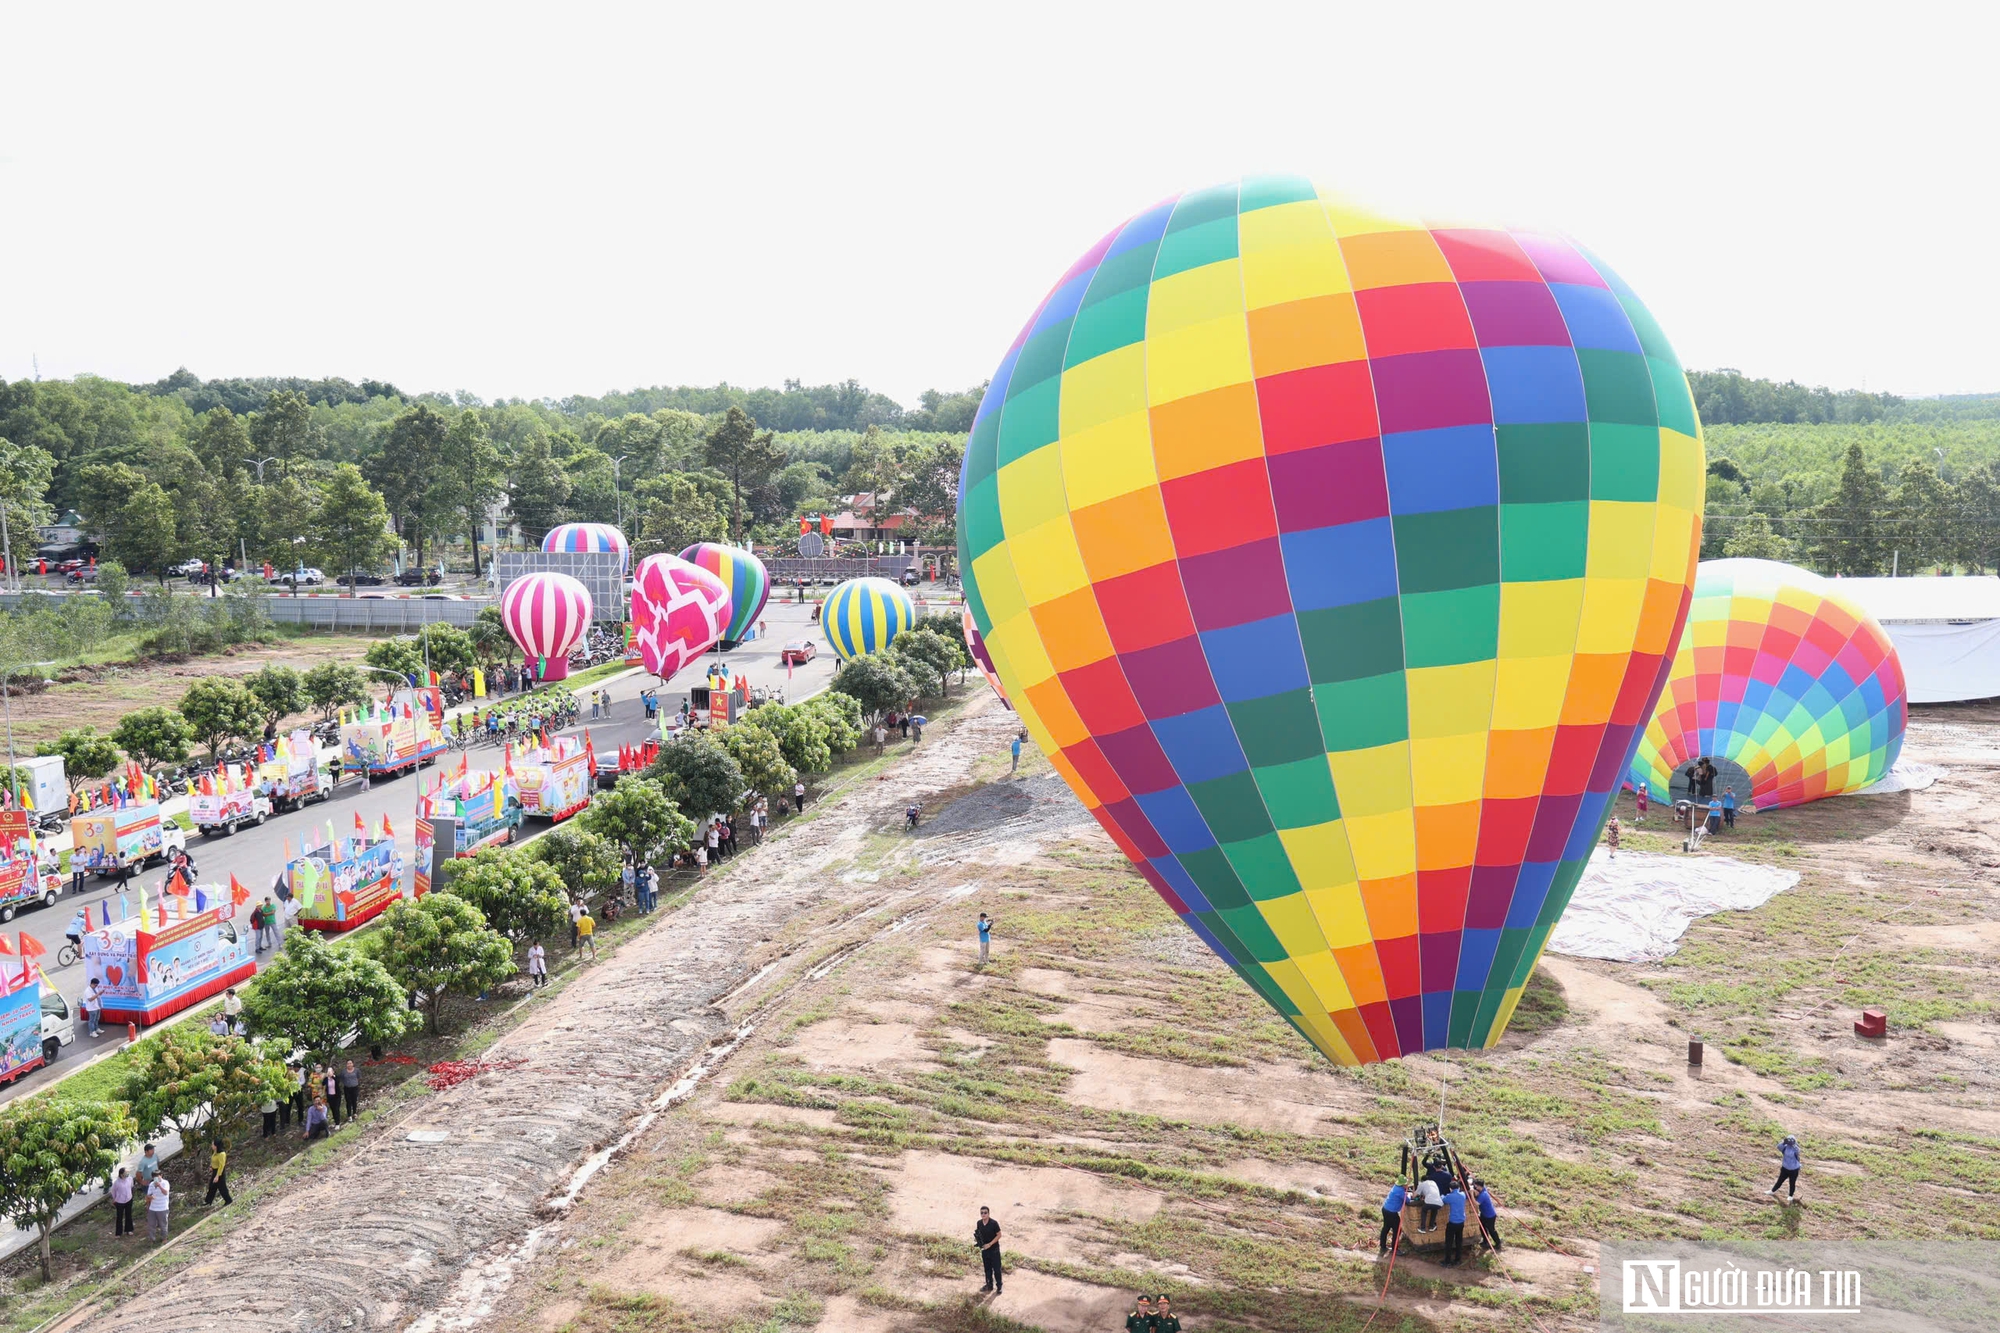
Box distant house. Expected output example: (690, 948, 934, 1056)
(830, 492, 921, 543)
(34, 510, 89, 548)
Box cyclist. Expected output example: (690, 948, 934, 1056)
(66, 905, 87, 957)
(905, 803, 921, 831)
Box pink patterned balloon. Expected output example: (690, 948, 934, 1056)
(501, 572, 594, 681)
(630, 554, 730, 682)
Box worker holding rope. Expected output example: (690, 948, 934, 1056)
(1378, 1179, 1407, 1256)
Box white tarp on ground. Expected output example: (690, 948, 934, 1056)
(1833, 577, 2000, 703)
(1847, 758, 1946, 797)
(1549, 850, 1800, 963)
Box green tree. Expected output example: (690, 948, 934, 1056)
(0, 1100, 135, 1281)
(114, 482, 180, 581)
(441, 849, 570, 944)
(737, 702, 833, 776)
(302, 661, 369, 721)
(365, 624, 477, 682)
(310, 464, 395, 594)
(172, 465, 236, 596)
(469, 606, 511, 667)
(1720, 513, 1798, 563)
(578, 775, 696, 863)
(717, 723, 796, 800)
(888, 626, 965, 699)
(630, 473, 727, 560)
(35, 727, 120, 788)
(119, 1027, 291, 1141)
(703, 406, 782, 544)
(913, 611, 969, 664)
(1953, 462, 2000, 573)
(368, 403, 453, 570)
(0, 437, 57, 577)
(240, 929, 421, 1062)
(189, 404, 253, 479)
(1892, 457, 1953, 572)
(1810, 441, 1889, 575)
(441, 409, 503, 577)
(830, 653, 917, 717)
(260, 473, 321, 571)
(246, 664, 308, 729)
(248, 388, 323, 475)
(506, 433, 572, 544)
(94, 559, 131, 602)
(75, 462, 148, 559)
(371, 892, 516, 1030)
(518, 824, 622, 901)
(178, 677, 265, 760)
(800, 691, 863, 754)
(112, 705, 197, 770)
(646, 731, 744, 818)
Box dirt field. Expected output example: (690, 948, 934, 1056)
(54, 694, 2000, 1333)
(5, 634, 378, 748)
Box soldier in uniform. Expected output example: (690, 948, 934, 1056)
(1155, 1295, 1182, 1333)
(1125, 1294, 1157, 1332)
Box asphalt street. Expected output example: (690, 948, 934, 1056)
(0, 592, 854, 1103)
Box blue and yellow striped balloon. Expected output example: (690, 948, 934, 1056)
(823, 577, 916, 661)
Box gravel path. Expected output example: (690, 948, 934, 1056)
(77, 698, 1020, 1333)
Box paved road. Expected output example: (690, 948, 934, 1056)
(0, 595, 850, 1104)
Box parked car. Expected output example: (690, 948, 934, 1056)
(395, 570, 442, 587)
(280, 567, 325, 587)
(55, 558, 86, 574)
(339, 571, 387, 587)
(900, 568, 921, 586)
(171, 558, 209, 578)
(780, 639, 817, 666)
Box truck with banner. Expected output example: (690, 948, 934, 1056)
(287, 833, 405, 932)
(72, 803, 187, 879)
(339, 687, 445, 779)
(85, 897, 255, 1026)
(188, 761, 272, 838)
(256, 730, 334, 812)
(415, 767, 522, 857)
(511, 735, 592, 822)
(0, 977, 78, 1084)
(0, 812, 61, 923)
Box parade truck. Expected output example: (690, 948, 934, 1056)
(339, 687, 445, 779)
(85, 895, 255, 1026)
(0, 811, 61, 923)
(288, 832, 405, 932)
(256, 730, 334, 812)
(188, 761, 271, 838)
(415, 767, 522, 858)
(511, 735, 593, 822)
(72, 803, 187, 880)
(0, 977, 78, 1084)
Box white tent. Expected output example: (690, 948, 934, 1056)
(1833, 576, 2000, 703)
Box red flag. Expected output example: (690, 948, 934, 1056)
(166, 868, 190, 897)
(382, 815, 394, 840)
(229, 874, 250, 906)
(159, 902, 168, 928)
(17, 933, 45, 960)
(0, 935, 14, 956)
(354, 810, 366, 833)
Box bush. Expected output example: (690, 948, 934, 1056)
(647, 731, 745, 819)
(829, 653, 916, 717)
(441, 849, 570, 944)
(370, 893, 516, 1030)
(112, 706, 197, 770)
(800, 691, 862, 754)
(578, 775, 697, 863)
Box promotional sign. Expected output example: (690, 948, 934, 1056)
(190, 788, 260, 828)
(0, 982, 41, 1082)
(512, 737, 592, 822)
(289, 835, 403, 932)
(87, 904, 255, 1025)
(339, 688, 445, 776)
(416, 767, 521, 855)
(72, 805, 166, 873)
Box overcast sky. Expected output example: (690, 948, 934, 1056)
(2, 3, 1992, 407)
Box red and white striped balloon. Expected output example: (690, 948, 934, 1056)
(630, 554, 729, 683)
(501, 572, 594, 681)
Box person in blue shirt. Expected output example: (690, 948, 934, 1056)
(1010, 734, 1023, 774)
(977, 912, 993, 965)
(1721, 786, 1738, 830)
(1378, 1182, 1406, 1255)
(1441, 1185, 1468, 1265)
(1770, 1134, 1801, 1199)
(1473, 1179, 1502, 1251)
(1705, 796, 1723, 834)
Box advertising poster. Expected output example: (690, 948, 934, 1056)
(292, 837, 402, 931)
(0, 985, 41, 1079)
(86, 907, 253, 1024)
(72, 807, 164, 872)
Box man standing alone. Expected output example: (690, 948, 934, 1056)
(973, 1205, 1002, 1294)
(976, 912, 993, 965)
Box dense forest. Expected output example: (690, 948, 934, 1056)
(2, 365, 1997, 590)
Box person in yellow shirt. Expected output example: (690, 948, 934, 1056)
(576, 909, 597, 961)
(205, 1139, 232, 1206)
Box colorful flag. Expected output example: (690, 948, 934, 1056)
(382, 815, 394, 840)
(354, 810, 366, 833)
(0, 935, 13, 955)
(194, 887, 208, 912)
(229, 874, 250, 906)
(17, 933, 44, 960)
(166, 868, 190, 897)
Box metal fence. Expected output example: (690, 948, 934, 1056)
(266, 596, 488, 630)
(491, 551, 626, 621)
(763, 555, 914, 583)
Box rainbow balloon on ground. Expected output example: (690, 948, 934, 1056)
(963, 605, 1009, 709)
(543, 523, 629, 569)
(1630, 559, 1906, 811)
(680, 542, 769, 649)
(501, 572, 594, 682)
(630, 554, 730, 683)
(958, 178, 1704, 1065)
(823, 577, 915, 661)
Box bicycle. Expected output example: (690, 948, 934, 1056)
(57, 938, 84, 968)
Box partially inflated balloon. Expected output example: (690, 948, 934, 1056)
(1630, 559, 1905, 810)
(958, 179, 1704, 1064)
(823, 577, 915, 661)
(543, 523, 630, 569)
(630, 554, 729, 682)
(502, 572, 593, 682)
(963, 605, 1010, 709)
(680, 542, 770, 649)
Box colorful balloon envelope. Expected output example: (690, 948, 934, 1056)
(823, 577, 915, 661)
(962, 604, 1010, 709)
(501, 572, 594, 682)
(957, 178, 1705, 1065)
(680, 542, 770, 649)
(630, 553, 730, 683)
(1630, 559, 1906, 810)
(543, 523, 630, 569)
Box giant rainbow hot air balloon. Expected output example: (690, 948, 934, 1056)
(823, 577, 915, 661)
(501, 572, 594, 682)
(630, 553, 730, 683)
(958, 178, 1705, 1064)
(542, 523, 630, 568)
(1630, 559, 1905, 811)
(680, 542, 769, 649)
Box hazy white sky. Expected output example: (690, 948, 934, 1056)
(3, 3, 1993, 407)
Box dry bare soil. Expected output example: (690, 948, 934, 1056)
(61, 695, 2000, 1333)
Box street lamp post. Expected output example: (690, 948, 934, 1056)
(241, 456, 280, 483)
(611, 455, 630, 535)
